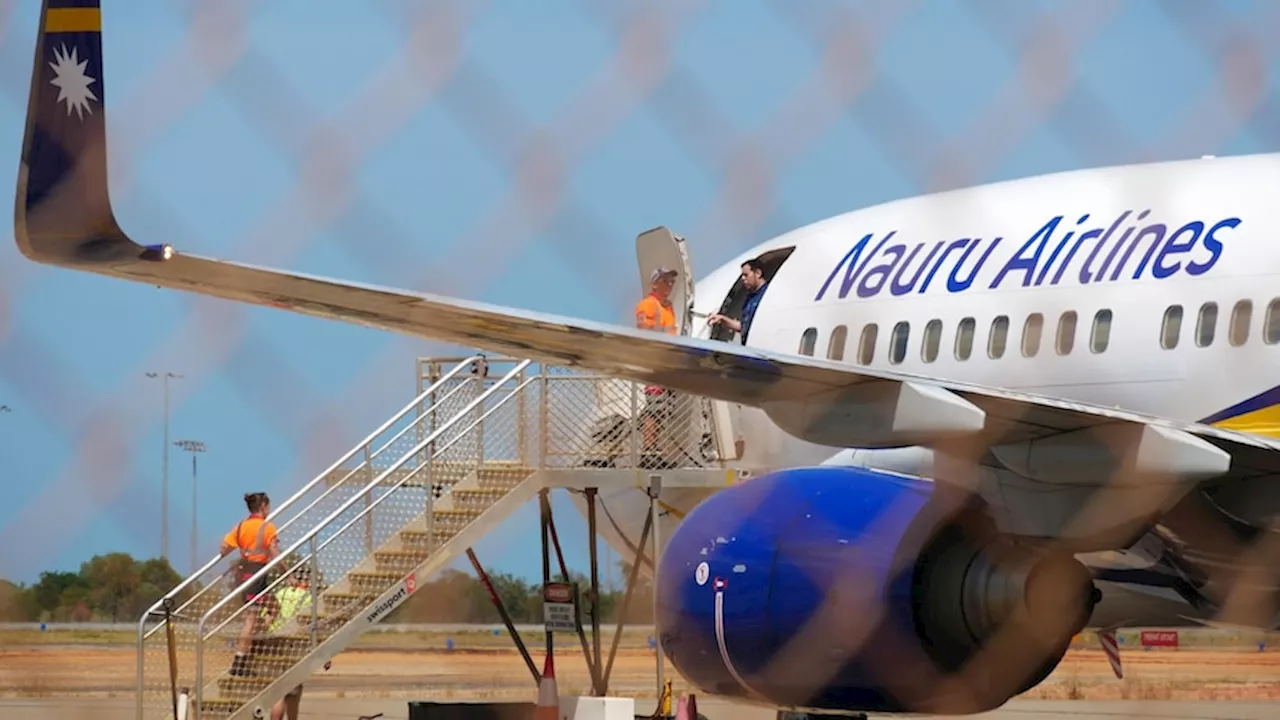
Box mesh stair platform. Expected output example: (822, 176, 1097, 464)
(136, 355, 743, 720)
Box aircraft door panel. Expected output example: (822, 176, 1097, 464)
(635, 226, 696, 336)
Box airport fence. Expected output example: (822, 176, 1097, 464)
(5, 1, 1280, 714)
(3, 623, 1278, 651)
(0, 622, 656, 634)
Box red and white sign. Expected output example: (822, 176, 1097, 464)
(543, 583, 577, 633)
(406, 574, 417, 594)
(1140, 630, 1179, 648)
(544, 583, 573, 603)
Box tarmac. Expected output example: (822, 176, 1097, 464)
(5, 697, 1279, 720)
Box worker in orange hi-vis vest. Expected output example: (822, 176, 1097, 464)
(219, 491, 281, 677)
(635, 268, 679, 335)
(635, 268, 679, 466)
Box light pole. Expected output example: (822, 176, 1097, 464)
(146, 371, 183, 563)
(174, 439, 206, 575)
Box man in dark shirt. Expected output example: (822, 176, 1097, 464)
(709, 257, 769, 344)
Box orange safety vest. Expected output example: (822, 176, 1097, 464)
(224, 514, 277, 564)
(636, 294, 677, 396)
(635, 294, 677, 335)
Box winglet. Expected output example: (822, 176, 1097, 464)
(15, 0, 153, 269)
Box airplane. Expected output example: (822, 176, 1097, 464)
(16, 1, 1280, 717)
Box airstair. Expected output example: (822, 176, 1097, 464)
(135, 354, 747, 720)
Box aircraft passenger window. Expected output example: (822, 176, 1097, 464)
(1022, 313, 1044, 357)
(1090, 310, 1112, 353)
(889, 322, 910, 364)
(799, 328, 818, 356)
(1266, 299, 1280, 345)
(1196, 303, 1218, 348)
(988, 316, 1009, 359)
(955, 317, 976, 360)
(828, 325, 848, 361)
(922, 319, 943, 363)
(1161, 305, 1183, 349)
(1229, 300, 1252, 347)
(1056, 311, 1077, 356)
(858, 324, 878, 365)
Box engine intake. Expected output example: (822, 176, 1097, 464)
(913, 519, 1099, 695)
(655, 466, 1098, 716)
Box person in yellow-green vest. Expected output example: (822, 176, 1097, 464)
(259, 566, 324, 720)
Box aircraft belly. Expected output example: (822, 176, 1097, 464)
(1088, 580, 1207, 628)
(826, 446, 1186, 549)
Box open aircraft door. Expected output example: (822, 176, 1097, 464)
(635, 226, 695, 335)
(632, 227, 742, 463)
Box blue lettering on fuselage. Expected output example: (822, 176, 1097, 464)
(813, 210, 1242, 302)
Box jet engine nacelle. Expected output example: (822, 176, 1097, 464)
(655, 467, 1098, 716)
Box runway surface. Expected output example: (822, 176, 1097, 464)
(4, 697, 1278, 720)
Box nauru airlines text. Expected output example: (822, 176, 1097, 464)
(814, 210, 1242, 302)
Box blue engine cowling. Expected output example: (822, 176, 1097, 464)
(655, 466, 1098, 715)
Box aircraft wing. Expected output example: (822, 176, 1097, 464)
(17, 239, 1280, 490)
(15, 0, 1280, 497)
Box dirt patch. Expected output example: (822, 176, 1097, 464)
(1024, 648, 1280, 701)
(4, 644, 1280, 701)
(0, 644, 670, 701)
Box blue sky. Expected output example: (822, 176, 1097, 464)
(0, 0, 1277, 587)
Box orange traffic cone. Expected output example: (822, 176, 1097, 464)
(674, 693, 697, 720)
(534, 654, 558, 720)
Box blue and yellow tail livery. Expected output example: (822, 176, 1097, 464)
(16, 0, 147, 267)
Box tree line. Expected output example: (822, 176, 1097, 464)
(0, 551, 655, 625)
(0, 552, 184, 623)
(386, 565, 655, 625)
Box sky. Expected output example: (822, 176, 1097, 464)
(0, 0, 1278, 587)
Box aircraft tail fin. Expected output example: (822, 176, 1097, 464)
(15, 0, 147, 268)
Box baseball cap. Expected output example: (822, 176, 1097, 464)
(650, 267, 678, 283)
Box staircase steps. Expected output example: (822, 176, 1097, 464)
(319, 592, 376, 617)
(138, 354, 727, 720)
(476, 466, 532, 489)
(372, 549, 429, 574)
(399, 527, 461, 550)
(198, 700, 245, 717)
(450, 489, 509, 510)
(194, 463, 543, 717)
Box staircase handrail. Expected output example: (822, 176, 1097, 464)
(202, 371, 539, 643)
(134, 355, 485, 719)
(193, 359, 532, 713)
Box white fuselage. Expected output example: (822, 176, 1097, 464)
(573, 152, 1280, 575)
(698, 154, 1270, 427)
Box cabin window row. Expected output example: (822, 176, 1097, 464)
(1159, 299, 1280, 349)
(797, 310, 1114, 364)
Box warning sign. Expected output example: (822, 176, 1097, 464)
(1140, 630, 1179, 648)
(543, 582, 579, 633)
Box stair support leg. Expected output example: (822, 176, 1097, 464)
(467, 548, 541, 685)
(545, 489, 602, 694)
(648, 475, 666, 706)
(539, 489, 554, 663)
(587, 487, 604, 694)
(602, 499, 654, 695)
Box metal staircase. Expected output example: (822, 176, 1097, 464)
(135, 355, 742, 720)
